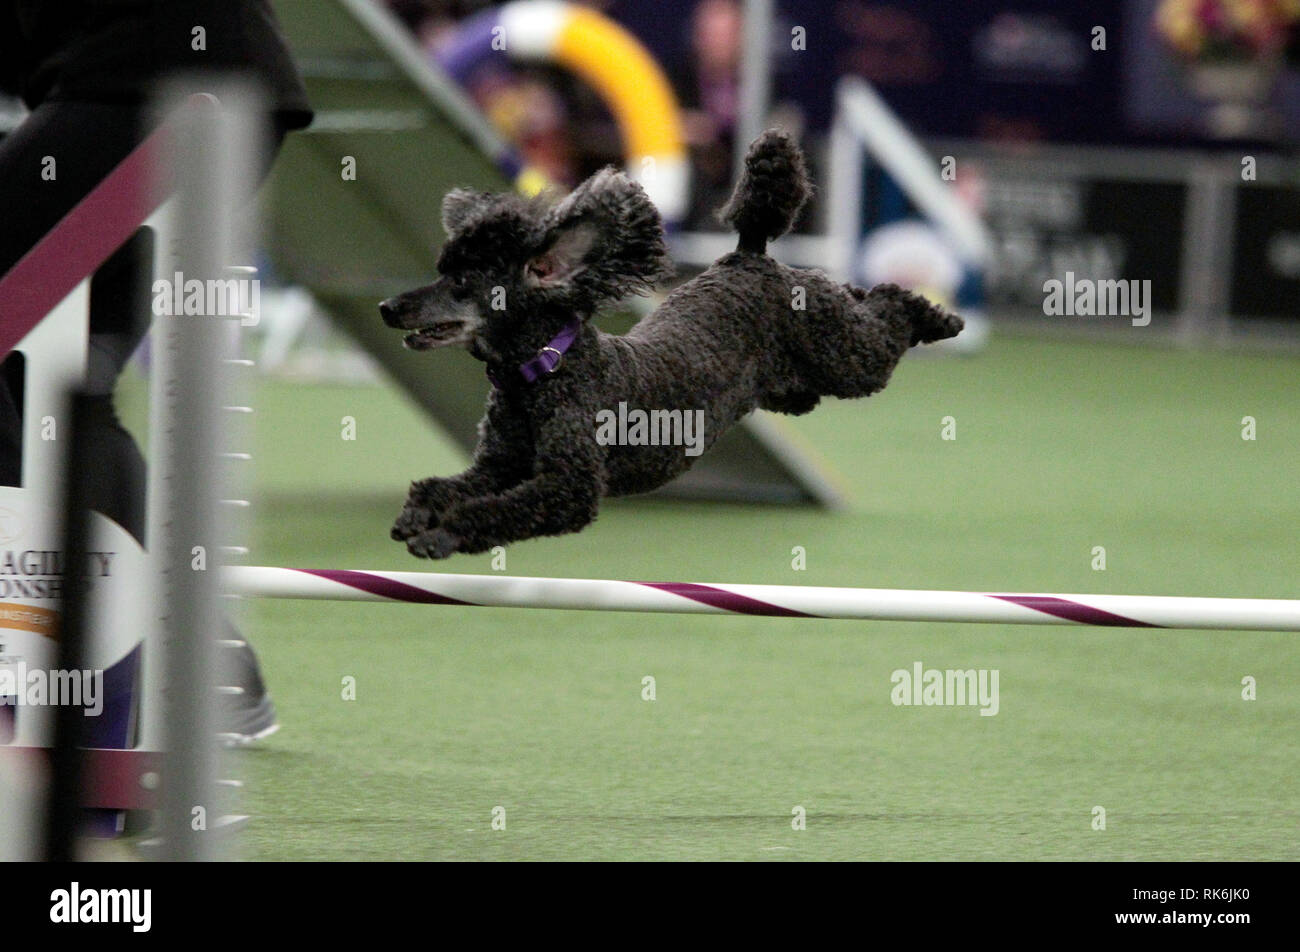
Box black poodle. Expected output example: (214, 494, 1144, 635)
(380, 130, 963, 558)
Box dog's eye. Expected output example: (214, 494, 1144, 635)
(448, 277, 473, 301)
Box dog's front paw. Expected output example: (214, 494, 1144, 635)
(391, 501, 436, 540)
(409, 476, 463, 509)
(406, 526, 461, 560)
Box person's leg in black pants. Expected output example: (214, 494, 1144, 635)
(0, 102, 147, 493)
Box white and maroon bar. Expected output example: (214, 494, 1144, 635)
(225, 566, 1300, 631)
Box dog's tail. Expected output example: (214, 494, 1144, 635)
(718, 130, 813, 255)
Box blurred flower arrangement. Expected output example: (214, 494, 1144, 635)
(1155, 0, 1300, 61)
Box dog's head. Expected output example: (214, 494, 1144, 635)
(379, 168, 672, 361)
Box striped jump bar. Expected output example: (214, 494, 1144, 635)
(225, 567, 1300, 631)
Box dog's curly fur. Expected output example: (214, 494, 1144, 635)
(380, 131, 963, 559)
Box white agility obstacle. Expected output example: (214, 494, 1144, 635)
(227, 567, 1300, 632)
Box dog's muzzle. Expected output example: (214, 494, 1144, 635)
(379, 298, 405, 328)
(379, 298, 478, 351)
(400, 322, 473, 351)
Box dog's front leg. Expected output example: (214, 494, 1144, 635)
(392, 466, 515, 541)
(406, 428, 604, 559)
(406, 467, 602, 558)
(392, 397, 532, 541)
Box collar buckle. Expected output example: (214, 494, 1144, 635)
(488, 320, 582, 388)
(537, 346, 565, 374)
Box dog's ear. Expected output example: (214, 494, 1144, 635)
(525, 220, 599, 287)
(532, 168, 672, 304)
(441, 188, 490, 236)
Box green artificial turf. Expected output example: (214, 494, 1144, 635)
(229, 333, 1299, 860)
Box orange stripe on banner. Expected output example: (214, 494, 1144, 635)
(0, 604, 60, 639)
(554, 8, 685, 162)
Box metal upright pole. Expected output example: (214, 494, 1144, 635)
(153, 88, 255, 860)
(44, 391, 97, 861)
(736, 0, 774, 181)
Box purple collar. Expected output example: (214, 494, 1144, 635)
(486, 320, 582, 388)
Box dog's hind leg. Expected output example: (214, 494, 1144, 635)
(875, 282, 965, 346)
(806, 283, 961, 400)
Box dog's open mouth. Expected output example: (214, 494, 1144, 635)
(403, 321, 464, 350)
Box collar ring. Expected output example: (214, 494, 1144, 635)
(539, 346, 564, 373)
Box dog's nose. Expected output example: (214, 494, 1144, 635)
(379, 299, 401, 327)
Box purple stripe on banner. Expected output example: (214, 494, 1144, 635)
(85, 643, 141, 750)
(299, 569, 475, 606)
(436, 10, 503, 82)
(636, 582, 817, 618)
(0, 127, 171, 357)
(498, 152, 524, 180)
(432, 12, 537, 191)
(990, 595, 1160, 628)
